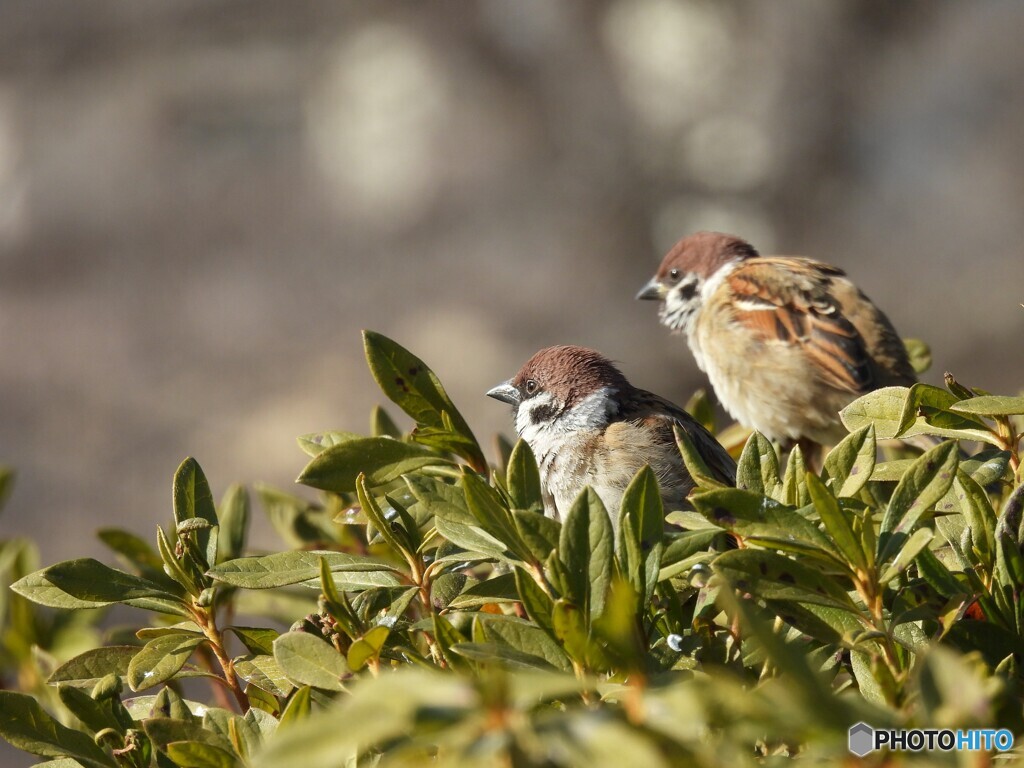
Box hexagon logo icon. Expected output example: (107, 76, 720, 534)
(848, 722, 874, 757)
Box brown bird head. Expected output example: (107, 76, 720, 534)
(486, 345, 629, 437)
(637, 231, 760, 332)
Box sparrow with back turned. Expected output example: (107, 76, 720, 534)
(486, 345, 735, 522)
(637, 231, 916, 451)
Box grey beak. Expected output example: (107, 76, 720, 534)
(636, 278, 665, 301)
(486, 381, 521, 406)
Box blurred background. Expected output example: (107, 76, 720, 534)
(1, 0, 1022, 564)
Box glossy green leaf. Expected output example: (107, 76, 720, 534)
(462, 471, 531, 562)
(226, 627, 278, 657)
(617, 466, 665, 604)
(217, 484, 249, 564)
(782, 446, 809, 507)
(295, 430, 362, 458)
(674, 425, 731, 490)
(692, 487, 839, 561)
(506, 439, 543, 513)
(165, 741, 239, 768)
(474, 615, 571, 672)
(903, 338, 932, 374)
(0, 692, 116, 768)
(362, 331, 485, 469)
(207, 551, 401, 590)
(14, 559, 186, 615)
(173, 457, 219, 568)
(950, 395, 1024, 417)
(278, 686, 311, 730)
(273, 632, 347, 692)
(370, 405, 403, 438)
(234, 654, 294, 698)
(297, 436, 450, 494)
(347, 626, 390, 671)
(805, 473, 865, 570)
(841, 386, 997, 444)
(127, 634, 206, 691)
(879, 441, 958, 563)
(736, 431, 782, 499)
(559, 487, 613, 622)
(512, 508, 559, 561)
(712, 549, 858, 610)
(447, 572, 519, 609)
(822, 424, 875, 498)
(47, 647, 137, 688)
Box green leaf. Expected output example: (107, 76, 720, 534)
(347, 626, 390, 671)
(295, 430, 362, 458)
(0, 691, 116, 767)
(462, 472, 532, 563)
(903, 338, 931, 374)
(355, 474, 408, 557)
(805, 473, 865, 571)
(278, 686, 311, 730)
(841, 386, 997, 444)
(10, 570, 112, 611)
(474, 614, 572, 672)
(513, 568, 557, 641)
(674, 425, 731, 490)
(782, 446, 809, 507)
(226, 627, 278, 657)
(370, 405, 403, 438)
(144, 717, 235, 755)
(822, 424, 875, 498)
(165, 741, 240, 768)
(894, 383, 987, 438)
(506, 439, 543, 513)
(735, 432, 782, 499)
(48, 647, 137, 688)
(15, 559, 186, 615)
(691, 488, 840, 562)
(362, 331, 485, 469)
(950, 395, 1024, 417)
(217, 485, 249, 564)
(234, 655, 294, 698)
(173, 457, 219, 568)
(56, 685, 121, 736)
(879, 441, 958, 563)
(297, 437, 450, 494)
(273, 632, 347, 692)
(712, 549, 858, 610)
(431, 614, 469, 671)
(559, 487, 613, 623)
(447, 573, 519, 609)
(617, 466, 665, 604)
(207, 551, 401, 590)
(953, 471, 996, 571)
(449, 642, 559, 671)
(127, 634, 207, 691)
(880, 528, 933, 582)
(96, 528, 164, 575)
(512, 509, 560, 562)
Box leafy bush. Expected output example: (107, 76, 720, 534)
(2, 331, 1023, 766)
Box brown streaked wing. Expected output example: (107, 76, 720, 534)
(627, 392, 737, 487)
(725, 257, 874, 394)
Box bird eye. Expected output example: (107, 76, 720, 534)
(668, 268, 682, 282)
(524, 380, 539, 395)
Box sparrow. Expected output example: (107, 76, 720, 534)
(637, 231, 917, 451)
(486, 345, 736, 522)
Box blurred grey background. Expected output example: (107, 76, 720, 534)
(1, 0, 1022, 564)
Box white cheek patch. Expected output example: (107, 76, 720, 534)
(562, 387, 618, 430)
(699, 260, 737, 302)
(515, 391, 557, 441)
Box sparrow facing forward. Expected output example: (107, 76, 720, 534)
(637, 231, 916, 449)
(486, 345, 736, 522)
